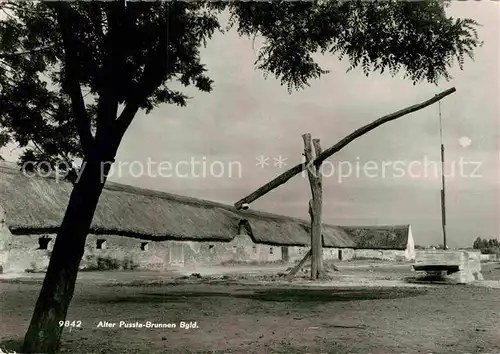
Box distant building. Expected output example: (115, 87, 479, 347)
(0, 161, 415, 273)
(338, 225, 415, 261)
(288, 225, 415, 262)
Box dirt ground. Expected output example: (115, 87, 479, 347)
(1, 261, 500, 353)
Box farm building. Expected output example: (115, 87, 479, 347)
(340, 225, 415, 261)
(287, 225, 414, 262)
(0, 161, 415, 273)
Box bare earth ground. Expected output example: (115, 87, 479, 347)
(1, 261, 500, 354)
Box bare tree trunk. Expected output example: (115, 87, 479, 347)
(22, 158, 111, 353)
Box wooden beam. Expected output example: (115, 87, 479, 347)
(234, 87, 456, 209)
(312, 139, 322, 160)
(286, 249, 312, 281)
(303, 134, 323, 279)
(312, 138, 325, 278)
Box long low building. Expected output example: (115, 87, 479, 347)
(0, 161, 415, 273)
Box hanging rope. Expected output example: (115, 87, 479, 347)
(438, 100, 444, 146)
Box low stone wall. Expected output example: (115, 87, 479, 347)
(3, 235, 51, 273)
(287, 247, 356, 262)
(287, 247, 412, 263)
(462, 251, 483, 282)
(3, 234, 173, 272)
(480, 254, 498, 262)
(83, 234, 171, 270)
(1, 233, 286, 273)
(0, 225, 11, 273)
(183, 236, 283, 267)
(414, 250, 483, 283)
(354, 249, 409, 261)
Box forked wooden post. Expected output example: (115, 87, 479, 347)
(313, 138, 325, 276)
(237, 88, 457, 281)
(303, 134, 323, 279)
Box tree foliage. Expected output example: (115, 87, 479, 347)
(473, 237, 500, 254)
(0, 0, 482, 171)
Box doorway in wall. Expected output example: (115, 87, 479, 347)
(169, 243, 184, 267)
(281, 246, 289, 262)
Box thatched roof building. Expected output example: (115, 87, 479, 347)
(339, 225, 411, 250)
(0, 161, 410, 250)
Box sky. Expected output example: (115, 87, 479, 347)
(2, 2, 499, 248)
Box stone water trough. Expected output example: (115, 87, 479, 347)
(413, 250, 483, 284)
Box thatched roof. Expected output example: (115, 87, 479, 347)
(0, 162, 353, 247)
(0, 161, 409, 249)
(339, 225, 411, 250)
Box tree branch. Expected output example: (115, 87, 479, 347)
(48, 2, 94, 157)
(114, 4, 175, 140)
(0, 46, 56, 59)
(113, 103, 140, 144)
(234, 87, 457, 209)
(94, 2, 124, 141)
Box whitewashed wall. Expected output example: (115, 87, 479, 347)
(405, 225, 416, 260)
(287, 246, 355, 262)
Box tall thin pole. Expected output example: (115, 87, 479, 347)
(438, 100, 447, 250)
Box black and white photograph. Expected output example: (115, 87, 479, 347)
(0, 1, 498, 353)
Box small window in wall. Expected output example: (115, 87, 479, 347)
(140, 242, 149, 251)
(208, 244, 214, 252)
(269, 247, 273, 255)
(96, 239, 106, 250)
(252, 246, 257, 254)
(299, 248, 303, 254)
(38, 237, 51, 250)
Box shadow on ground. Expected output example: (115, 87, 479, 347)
(97, 287, 427, 305)
(100, 291, 232, 304)
(235, 287, 427, 302)
(0, 279, 44, 285)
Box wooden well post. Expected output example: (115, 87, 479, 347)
(303, 134, 324, 279)
(233, 88, 457, 281)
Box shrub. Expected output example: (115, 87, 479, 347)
(24, 262, 43, 273)
(219, 259, 286, 266)
(81, 255, 140, 271)
(352, 256, 385, 261)
(122, 257, 139, 270)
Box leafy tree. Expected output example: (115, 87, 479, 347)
(473, 237, 500, 254)
(473, 237, 483, 250)
(0, 1, 481, 352)
(488, 238, 499, 248)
